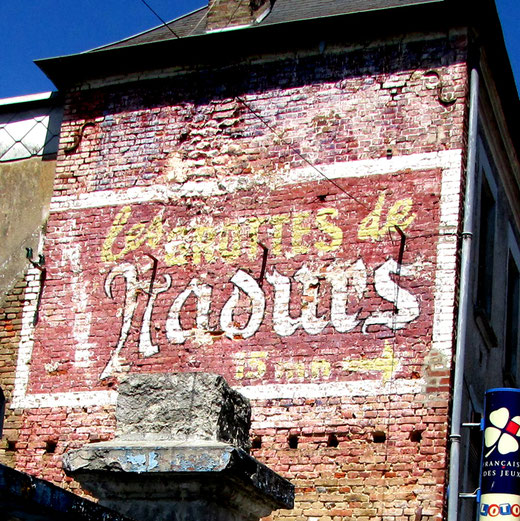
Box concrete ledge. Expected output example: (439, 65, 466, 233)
(64, 441, 294, 513)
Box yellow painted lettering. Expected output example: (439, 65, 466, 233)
(359, 192, 416, 240)
(101, 206, 132, 262)
(384, 198, 415, 234)
(247, 217, 267, 260)
(146, 212, 164, 248)
(310, 360, 331, 379)
(358, 191, 385, 241)
(164, 227, 188, 266)
(315, 208, 343, 252)
(219, 222, 241, 262)
(120, 222, 147, 257)
(292, 211, 312, 255)
(193, 226, 216, 264)
(270, 214, 290, 257)
(342, 340, 397, 383)
(275, 361, 305, 380)
(234, 351, 267, 380)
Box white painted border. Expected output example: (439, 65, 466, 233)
(50, 150, 462, 212)
(237, 378, 425, 401)
(12, 149, 463, 408)
(11, 268, 41, 408)
(430, 150, 463, 362)
(10, 266, 116, 409)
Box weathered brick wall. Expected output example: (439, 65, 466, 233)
(0, 277, 27, 466)
(207, 0, 270, 30)
(1, 33, 468, 520)
(252, 394, 449, 520)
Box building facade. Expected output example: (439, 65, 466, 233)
(0, 92, 62, 468)
(0, 92, 62, 305)
(1, 0, 520, 520)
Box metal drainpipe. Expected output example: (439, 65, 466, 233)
(447, 67, 480, 521)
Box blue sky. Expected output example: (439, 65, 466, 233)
(1, 0, 519, 99)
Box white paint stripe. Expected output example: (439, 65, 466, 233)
(11, 267, 41, 409)
(13, 390, 117, 409)
(236, 378, 425, 400)
(431, 150, 462, 363)
(50, 150, 462, 212)
(13, 150, 462, 408)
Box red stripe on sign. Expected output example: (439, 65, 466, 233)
(506, 421, 520, 436)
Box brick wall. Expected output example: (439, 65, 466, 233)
(1, 34, 468, 520)
(207, 0, 271, 30)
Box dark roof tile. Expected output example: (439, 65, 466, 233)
(98, 0, 443, 50)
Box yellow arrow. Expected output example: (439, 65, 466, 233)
(342, 340, 398, 383)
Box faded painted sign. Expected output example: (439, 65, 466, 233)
(20, 162, 443, 398)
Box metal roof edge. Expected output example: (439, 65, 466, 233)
(53, 0, 447, 57)
(199, 0, 445, 37)
(0, 91, 57, 107)
(0, 463, 133, 521)
(0, 91, 62, 114)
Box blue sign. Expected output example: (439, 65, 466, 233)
(480, 388, 520, 519)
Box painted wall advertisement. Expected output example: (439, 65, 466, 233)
(480, 388, 520, 519)
(11, 154, 460, 408)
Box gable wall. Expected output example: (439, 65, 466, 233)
(1, 32, 469, 519)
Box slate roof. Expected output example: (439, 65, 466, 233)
(35, 0, 519, 152)
(98, 0, 443, 50)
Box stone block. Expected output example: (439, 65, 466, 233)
(116, 373, 251, 450)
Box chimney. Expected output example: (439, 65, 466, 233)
(206, 0, 273, 32)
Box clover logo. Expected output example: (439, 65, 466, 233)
(484, 407, 520, 458)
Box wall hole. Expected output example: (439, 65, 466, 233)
(372, 431, 386, 443)
(252, 436, 262, 449)
(410, 430, 423, 443)
(45, 440, 57, 454)
(6, 440, 16, 452)
(327, 434, 339, 447)
(288, 435, 299, 449)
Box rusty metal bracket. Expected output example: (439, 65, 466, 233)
(390, 225, 407, 314)
(257, 243, 269, 287)
(26, 248, 46, 325)
(32, 268, 47, 326)
(395, 225, 406, 266)
(65, 121, 96, 154)
(145, 253, 159, 299)
(25, 248, 47, 326)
